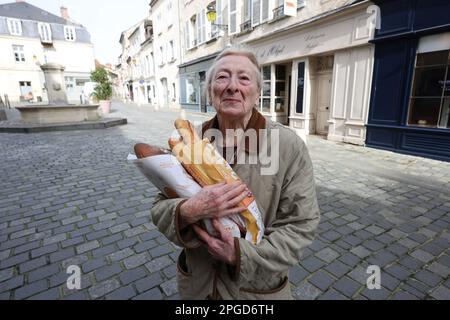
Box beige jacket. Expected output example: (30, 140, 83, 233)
(150, 110, 320, 300)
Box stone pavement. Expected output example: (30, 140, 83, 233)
(0, 102, 449, 300)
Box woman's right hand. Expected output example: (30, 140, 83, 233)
(180, 181, 249, 226)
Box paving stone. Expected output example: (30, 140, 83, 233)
(299, 256, 325, 273)
(324, 261, 351, 279)
(430, 285, 450, 300)
(105, 285, 136, 300)
(308, 271, 335, 291)
(81, 257, 107, 273)
(28, 264, 60, 283)
(0, 252, 30, 269)
(123, 253, 150, 270)
(0, 268, 14, 283)
(315, 247, 340, 263)
(92, 244, 118, 259)
(145, 256, 173, 273)
(149, 244, 173, 258)
(0, 276, 24, 293)
(414, 270, 442, 287)
(133, 287, 163, 300)
(14, 280, 48, 300)
(426, 262, 450, 278)
(134, 240, 158, 253)
(367, 251, 397, 267)
(89, 279, 121, 299)
(119, 267, 147, 285)
(289, 265, 309, 285)
(101, 234, 123, 246)
(50, 247, 75, 263)
(135, 273, 164, 293)
(13, 241, 41, 255)
(318, 288, 348, 300)
(19, 256, 47, 273)
(109, 248, 135, 263)
(360, 287, 390, 300)
(392, 291, 419, 300)
(350, 246, 371, 259)
(27, 287, 60, 300)
(76, 240, 100, 254)
(163, 265, 177, 279)
(332, 277, 361, 298)
(410, 249, 435, 264)
(399, 256, 425, 271)
(161, 278, 178, 296)
(385, 264, 412, 281)
(339, 253, 360, 268)
(292, 282, 322, 300)
(94, 264, 123, 282)
(117, 237, 139, 250)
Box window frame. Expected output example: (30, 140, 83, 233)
(38, 22, 52, 43)
(64, 25, 76, 42)
(7, 18, 22, 36)
(407, 49, 450, 129)
(12, 44, 26, 63)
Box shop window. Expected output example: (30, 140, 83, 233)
(408, 50, 450, 128)
(274, 65, 287, 112)
(296, 62, 305, 114)
(181, 75, 198, 104)
(260, 65, 271, 113)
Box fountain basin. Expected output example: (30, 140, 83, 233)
(15, 104, 100, 125)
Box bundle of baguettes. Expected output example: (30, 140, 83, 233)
(168, 119, 264, 245)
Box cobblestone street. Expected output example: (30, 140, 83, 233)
(0, 102, 449, 300)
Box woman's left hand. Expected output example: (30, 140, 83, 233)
(192, 219, 237, 266)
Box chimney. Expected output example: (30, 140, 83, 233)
(60, 6, 70, 20)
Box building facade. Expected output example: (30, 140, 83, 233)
(149, 0, 182, 110)
(178, 0, 376, 145)
(0, 1, 95, 104)
(366, 0, 450, 161)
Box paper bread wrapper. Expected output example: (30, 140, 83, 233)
(169, 122, 264, 245)
(129, 153, 244, 240)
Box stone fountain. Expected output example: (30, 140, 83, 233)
(15, 63, 101, 124)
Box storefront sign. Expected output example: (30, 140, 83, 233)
(284, 1, 297, 17)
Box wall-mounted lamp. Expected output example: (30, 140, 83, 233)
(206, 1, 228, 31)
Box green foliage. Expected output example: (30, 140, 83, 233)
(90, 67, 112, 101)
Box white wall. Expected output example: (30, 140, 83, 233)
(0, 35, 95, 103)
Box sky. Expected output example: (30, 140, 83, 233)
(1, 0, 150, 64)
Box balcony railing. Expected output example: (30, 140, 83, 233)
(240, 20, 252, 32)
(272, 5, 285, 20)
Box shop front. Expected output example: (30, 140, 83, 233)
(366, 0, 450, 161)
(247, 2, 376, 145)
(179, 53, 218, 113)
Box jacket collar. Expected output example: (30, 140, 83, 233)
(201, 108, 267, 154)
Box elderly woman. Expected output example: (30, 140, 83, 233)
(150, 46, 320, 300)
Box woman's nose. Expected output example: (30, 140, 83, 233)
(226, 75, 239, 92)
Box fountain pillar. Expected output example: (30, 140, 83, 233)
(41, 63, 68, 105)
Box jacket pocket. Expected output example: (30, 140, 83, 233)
(176, 249, 191, 276)
(239, 277, 292, 300)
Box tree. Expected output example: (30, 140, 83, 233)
(90, 67, 112, 101)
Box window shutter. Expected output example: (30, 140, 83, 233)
(201, 9, 206, 42)
(229, 0, 237, 34)
(261, 0, 269, 22)
(252, 0, 260, 27)
(185, 21, 190, 49)
(197, 13, 201, 43)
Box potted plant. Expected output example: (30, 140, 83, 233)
(90, 67, 112, 114)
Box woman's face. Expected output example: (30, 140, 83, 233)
(210, 55, 260, 121)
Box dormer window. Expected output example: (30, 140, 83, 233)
(38, 22, 52, 44)
(7, 18, 22, 36)
(64, 26, 76, 41)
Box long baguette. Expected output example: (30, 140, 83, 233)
(169, 119, 262, 244)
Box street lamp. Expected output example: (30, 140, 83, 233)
(206, 1, 228, 31)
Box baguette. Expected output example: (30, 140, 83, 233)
(134, 143, 168, 159)
(169, 119, 263, 244)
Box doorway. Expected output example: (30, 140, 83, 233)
(315, 72, 332, 135)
